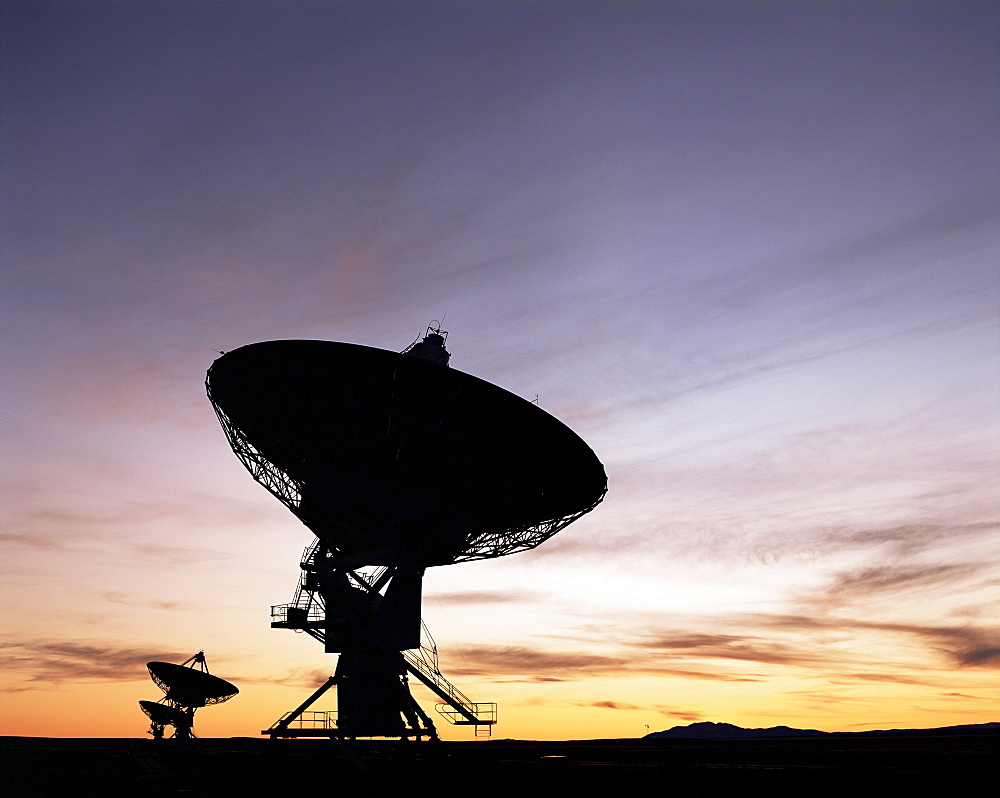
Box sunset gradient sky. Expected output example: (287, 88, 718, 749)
(2, 0, 997, 739)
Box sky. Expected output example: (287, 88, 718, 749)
(2, 0, 997, 740)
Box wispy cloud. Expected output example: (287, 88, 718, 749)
(635, 633, 822, 667)
(642, 668, 764, 683)
(443, 641, 767, 683)
(132, 543, 231, 566)
(816, 563, 987, 605)
(449, 645, 629, 681)
(0, 641, 191, 689)
(236, 668, 332, 690)
(626, 613, 1000, 675)
(587, 700, 643, 710)
(828, 522, 999, 558)
(522, 519, 998, 570)
(0, 533, 66, 551)
(100, 592, 183, 611)
(845, 720, 905, 728)
(833, 673, 931, 686)
(431, 589, 545, 605)
(845, 619, 1000, 669)
(655, 707, 704, 722)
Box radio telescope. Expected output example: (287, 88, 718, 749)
(206, 325, 606, 740)
(140, 651, 238, 739)
(138, 700, 182, 740)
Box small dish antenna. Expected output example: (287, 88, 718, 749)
(139, 651, 238, 739)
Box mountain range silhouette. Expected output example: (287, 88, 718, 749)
(644, 721, 999, 739)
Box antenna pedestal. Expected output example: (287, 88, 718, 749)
(335, 649, 435, 739)
(263, 541, 497, 740)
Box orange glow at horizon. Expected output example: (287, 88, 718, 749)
(2, 664, 996, 740)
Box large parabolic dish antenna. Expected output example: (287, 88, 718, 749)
(207, 329, 606, 740)
(206, 339, 607, 567)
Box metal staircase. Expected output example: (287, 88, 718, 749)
(401, 622, 497, 733)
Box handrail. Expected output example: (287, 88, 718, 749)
(265, 710, 337, 730)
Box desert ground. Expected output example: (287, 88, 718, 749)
(3, 732, 996, 796)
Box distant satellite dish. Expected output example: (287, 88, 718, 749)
(138, 700, 182, 727)
(141, 651, 237, 740)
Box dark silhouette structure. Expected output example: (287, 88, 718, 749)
(139, 700, 176, 739)
(206, 325, 606, 740)
(140, 651, 238, 739)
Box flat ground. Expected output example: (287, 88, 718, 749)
(3, 733, 996, 796)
